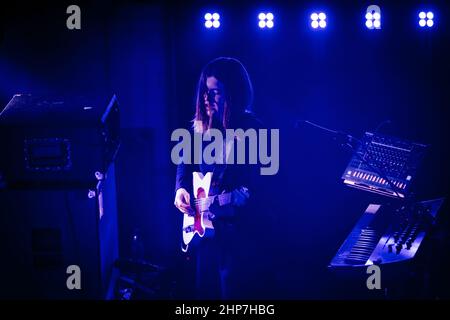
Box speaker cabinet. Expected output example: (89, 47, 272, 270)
(0, 165, 119, 299)
(0, 94, 120, 188)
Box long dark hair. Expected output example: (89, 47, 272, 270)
(193, 57, 254, 133)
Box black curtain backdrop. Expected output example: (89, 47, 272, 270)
(0, 0, 449, 299)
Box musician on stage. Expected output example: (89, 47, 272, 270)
(174, 57, 263, 299)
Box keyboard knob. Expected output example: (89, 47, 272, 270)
(393, 233, 399, 242)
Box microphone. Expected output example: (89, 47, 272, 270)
(295, 119, 358, 145)
(374, 119, 392, 133)
(296, 119, 404, 199)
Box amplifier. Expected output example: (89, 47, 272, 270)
(0, 94, 120, 187)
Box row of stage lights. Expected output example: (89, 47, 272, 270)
(204, 9, 436, 30)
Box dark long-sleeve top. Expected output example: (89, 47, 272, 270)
(175, 111, 264, 220)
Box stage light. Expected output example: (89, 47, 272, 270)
(311, 12, 326, 29)
(365, 5, 381, 30)
(419, 11, 434, 28)
(204, 12, 220, 29)
(258, 12, 274, 29)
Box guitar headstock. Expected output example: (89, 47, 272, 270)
(231, 186, 250, 207)
(238, 187, 250, 199)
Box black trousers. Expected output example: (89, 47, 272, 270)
(194, 220, 237, 300)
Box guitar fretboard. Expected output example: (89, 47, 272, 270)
(194, 192, 232, 212)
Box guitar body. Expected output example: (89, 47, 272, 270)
(181, 172, 215, 252)
(180, 172, 248, 252)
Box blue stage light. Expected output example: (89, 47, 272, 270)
(365, 5, 381, 30)
(258, 12, 274, 29)
(204, 12, 220, 29)
(419, 11, 434, 28)
(205, 20, 213, 28)
(311, 12, 326, 29)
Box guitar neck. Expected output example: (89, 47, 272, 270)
(193, 191, 233, 212)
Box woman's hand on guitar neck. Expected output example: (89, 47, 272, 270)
(174, 188, 191, 214)
(232, 187, 250, 207)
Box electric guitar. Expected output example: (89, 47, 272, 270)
(181, 171, 249, 252)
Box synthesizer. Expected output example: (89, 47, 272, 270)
(329, 198, 444, 267)
(342, 132, 427, 198)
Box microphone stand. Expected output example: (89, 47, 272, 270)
(296, 119, 409, 202)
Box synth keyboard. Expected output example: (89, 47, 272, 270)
(342, 132, 427, 198)
(329, 198, 444, 267)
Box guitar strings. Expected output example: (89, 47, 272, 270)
(193, 194, 230, 204)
